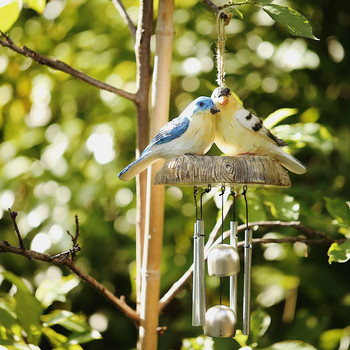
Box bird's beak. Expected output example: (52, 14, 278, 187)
(217, 87, 231, 105)
(210, 106, 220, 115)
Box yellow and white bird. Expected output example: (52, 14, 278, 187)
(211, 86, 306, 174)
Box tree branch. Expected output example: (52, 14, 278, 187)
(202, 0, 220, 12)
(112, 0, 137, 41)
(8, 209, 26, 251)
(0, 32, 137, 102)
(202, 0, 254, 12)
(2, 211, 141, 326)
(0, 240, 140, 324)
(158, 220, 339, 312)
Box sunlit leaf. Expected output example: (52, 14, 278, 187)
(15, 289, 43, 345)
(328, 240, 350, 264)
(0, 0, 22, 32)
(65, 330, 102, 345)
(2, 271, 31, 293)
(260, 340, 317, 350)
(264, 108, 298, 128)
(262, 4, 319, 40)
(0, 307, 17, 331)
(23, 0, 46, 13)
(42, 310, 90, 333)
(42, 326, 68, 347)
(258, 0, 274, 5)
(228, 7, 243, 20)
(181, 335, 214, 350)
(273, 123, 334, 153)
(320, 328, 347, 350)
(263, 193, 299, 221)
(325, 198, 350, 229)
(248, 309, 271, 344)
(35, 275, 80, 308)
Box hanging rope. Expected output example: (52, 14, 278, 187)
(242, 185, 249, 230)
(216, 10, 232, 87)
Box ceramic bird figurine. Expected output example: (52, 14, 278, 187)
(211, 86, 306, 174)
(118, 96, 220, 181)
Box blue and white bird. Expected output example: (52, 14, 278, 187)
(118, 96, 220, 181)
(211, 86, 307, 174)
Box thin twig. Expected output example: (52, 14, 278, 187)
(202, 0, 255, 12)
(0, 240, 140, 324)
(112, 0, 137, 41)
(0, 31, 137, 103)
(8, 209, 26, 251)
(202, 0, 220, 12)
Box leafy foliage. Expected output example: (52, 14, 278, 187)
(0, 270, 100, 348)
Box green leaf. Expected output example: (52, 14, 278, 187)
(41, 326, 68, 347)
(328, 240, 350, 264)
(23, 0, 46, 13)
(264, 108, 298, 129)
(42, 310, 90, 333)
(0, 0, 22, 32)
(181, 335, 214, 349)
(272, 123, 333, 153)
(248, 309, 271, 344)
(35, 275, 80, 308)
(65, 330, 102, 345)
(0, 307, 18, 330)
(260, 341, 317, 349)
(262, 4, 319, 40)
(2, 272, 43, 345)
(320, 328, 346, 350)
(325, 198, 350, 229)
(0, 337, 16, 346)
(257, 0, 274, 5)
(14, 289, 43, 345)
(2, 271, 31, 293)
(228, 8, 243, 20)
(263, 193, 299, 221)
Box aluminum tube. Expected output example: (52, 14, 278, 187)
(192, 222, 199, 326)
(229, 221, 238, 316)
(197, 219, 206, 326)
(243, 228, 253, 335)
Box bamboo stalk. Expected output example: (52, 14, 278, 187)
(137, 1, 175, 349)
(134, 0, 153, 314)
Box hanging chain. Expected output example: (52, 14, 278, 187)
(193, 186, 198, 221)
(216, 10, 232, 87)
(200, 185, 211, 220)
(230, 189, 237, 222)
(219, 186, 225, 244)
(242, 185, 249, 230)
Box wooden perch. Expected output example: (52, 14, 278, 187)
(154, 155, 291, 187)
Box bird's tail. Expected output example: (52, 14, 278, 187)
(118, 154, 159, 181)
(272, 149, 307, 174)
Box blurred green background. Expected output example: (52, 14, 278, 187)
(0, 0, 349, 349)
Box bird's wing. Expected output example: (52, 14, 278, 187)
(235, 109, 287, 147)
(141, 117, 190, 155)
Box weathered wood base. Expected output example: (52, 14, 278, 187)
(153, 155, 291, 188)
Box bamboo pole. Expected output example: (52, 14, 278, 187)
(137, 1, 175, 349)
(134, 0, 153, 313)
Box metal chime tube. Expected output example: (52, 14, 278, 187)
(243, 228, 253, 335)
(192, 219, 206, 326)
(229, 221, 238, 316)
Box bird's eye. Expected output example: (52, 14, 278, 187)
(199, 102, 204, 107)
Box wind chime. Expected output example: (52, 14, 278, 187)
(192, 185, 252, 337)
(153, 8, 292, 339)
